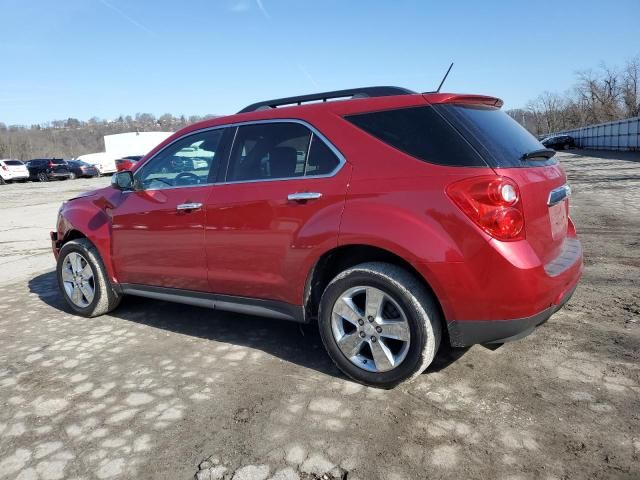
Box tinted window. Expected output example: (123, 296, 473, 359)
(227, 123, 312, 182)
(50, 159, 66, 165)
(435, 104, 556, 168)
(4, 160, 23, 166)
(345, 106, 485, 167)
(135, 129, 225, 190)
(306, 135, 340, 175)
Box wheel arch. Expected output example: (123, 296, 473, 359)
(61, 229, 87, 244)
(57, 203, 117, 283)
(304, 244, 447, 336)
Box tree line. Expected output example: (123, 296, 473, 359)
(3, 56, 639, 159)
(0, 113, 219, 160)
(508, 56, 640, 136)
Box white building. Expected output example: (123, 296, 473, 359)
(77, 131, 173, 175)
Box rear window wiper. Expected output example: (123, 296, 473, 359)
(520, 148, 556, 161)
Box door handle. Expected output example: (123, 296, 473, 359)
(287, 192, 323, 202)
(176, 202, 203, 211)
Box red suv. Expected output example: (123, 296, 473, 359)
(51, 87, 582, 387)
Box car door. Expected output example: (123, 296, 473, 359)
(205, 121, 351, 305)
(111, 127, 231, 291)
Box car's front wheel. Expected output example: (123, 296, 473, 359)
(37, 172, 48, 182)
(318, 262, 442, 388)
(57, 239, 122, 317)
(69, 172, 77, 180)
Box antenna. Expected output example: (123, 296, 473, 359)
(436, 62, 454, 93)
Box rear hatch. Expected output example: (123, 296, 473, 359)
(48, 159, 70, 174)
(3, 160, 28, 175)
(434, 103, 569, 264)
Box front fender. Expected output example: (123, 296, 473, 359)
(56, 187, 124, 283)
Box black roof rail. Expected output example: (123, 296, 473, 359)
(237, 86, 416, 113)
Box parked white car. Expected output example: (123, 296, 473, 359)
(0, 159, 29, 184)
(75, 152, 117, 175)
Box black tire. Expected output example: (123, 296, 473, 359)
(0, 176, 5, 185)
(56, 238, 122, 317)
(69, 172, 77, 180)
(318, 262, 442, 388)
(37, 172, 48, 182)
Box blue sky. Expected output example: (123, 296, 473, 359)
(1, 0, 639, 125)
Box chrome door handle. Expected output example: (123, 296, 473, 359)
(176, 202, 203, 211)
(287, 192, 323, 202)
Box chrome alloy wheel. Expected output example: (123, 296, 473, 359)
(330, 286, 411, 373)
(61, 252, 95, 308)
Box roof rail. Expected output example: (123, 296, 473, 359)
(237, 86, 415, 113)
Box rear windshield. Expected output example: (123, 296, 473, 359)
(3, 160, 23, 166)
(50, 159, 66, 165)
(434, 104, 556, 168)
(344, 106, 486, 167)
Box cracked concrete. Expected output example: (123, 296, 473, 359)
(0, 151, 639, 479)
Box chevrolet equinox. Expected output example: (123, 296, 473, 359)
(51, 87, 583, 387)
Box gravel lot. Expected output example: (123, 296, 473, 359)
(1, 150, 639, 480)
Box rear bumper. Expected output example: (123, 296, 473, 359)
(2, 173, 29, 181)
(447, 280, 578, 347)
(49, 172, 71, 179)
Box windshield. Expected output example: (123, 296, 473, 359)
(435, 104, 556, 168)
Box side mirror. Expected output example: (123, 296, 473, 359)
(111, 171, 134, 191)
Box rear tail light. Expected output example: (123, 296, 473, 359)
(446, 175, 525, 241)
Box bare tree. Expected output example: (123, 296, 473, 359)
(622, 56, 640, 117)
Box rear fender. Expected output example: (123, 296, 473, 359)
(338, 192, 488, 321)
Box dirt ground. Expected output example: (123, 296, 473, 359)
(0, 150, 638, 480)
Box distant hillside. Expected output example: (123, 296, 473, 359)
(0, 113, 219, 160)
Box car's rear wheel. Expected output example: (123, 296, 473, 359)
(57, 239, 122, 317)
(0, 177, 5, 185)
(318, 262, 441, 388)
(563, 143, 570, 150)
(37, 172, 48, 182)
(69, 172, 77, 180)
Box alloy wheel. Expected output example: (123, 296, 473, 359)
(61, 252, 95, 308)
(38, 172, 48, 182)
(330, 286, 410, 373)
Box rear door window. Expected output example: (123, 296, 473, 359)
(306, 135, 340, 175)
(226, 122, 341, 182)
(344, 106, 486, 167)
(434, 104, 556, 168)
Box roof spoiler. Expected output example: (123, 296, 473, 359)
(425, 93, 504, 108)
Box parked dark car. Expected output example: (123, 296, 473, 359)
(67, 160, 100, 179)
(115, 155, 143, 172)
(542, 135, 576, 150)
(26, 159, 72, 182)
